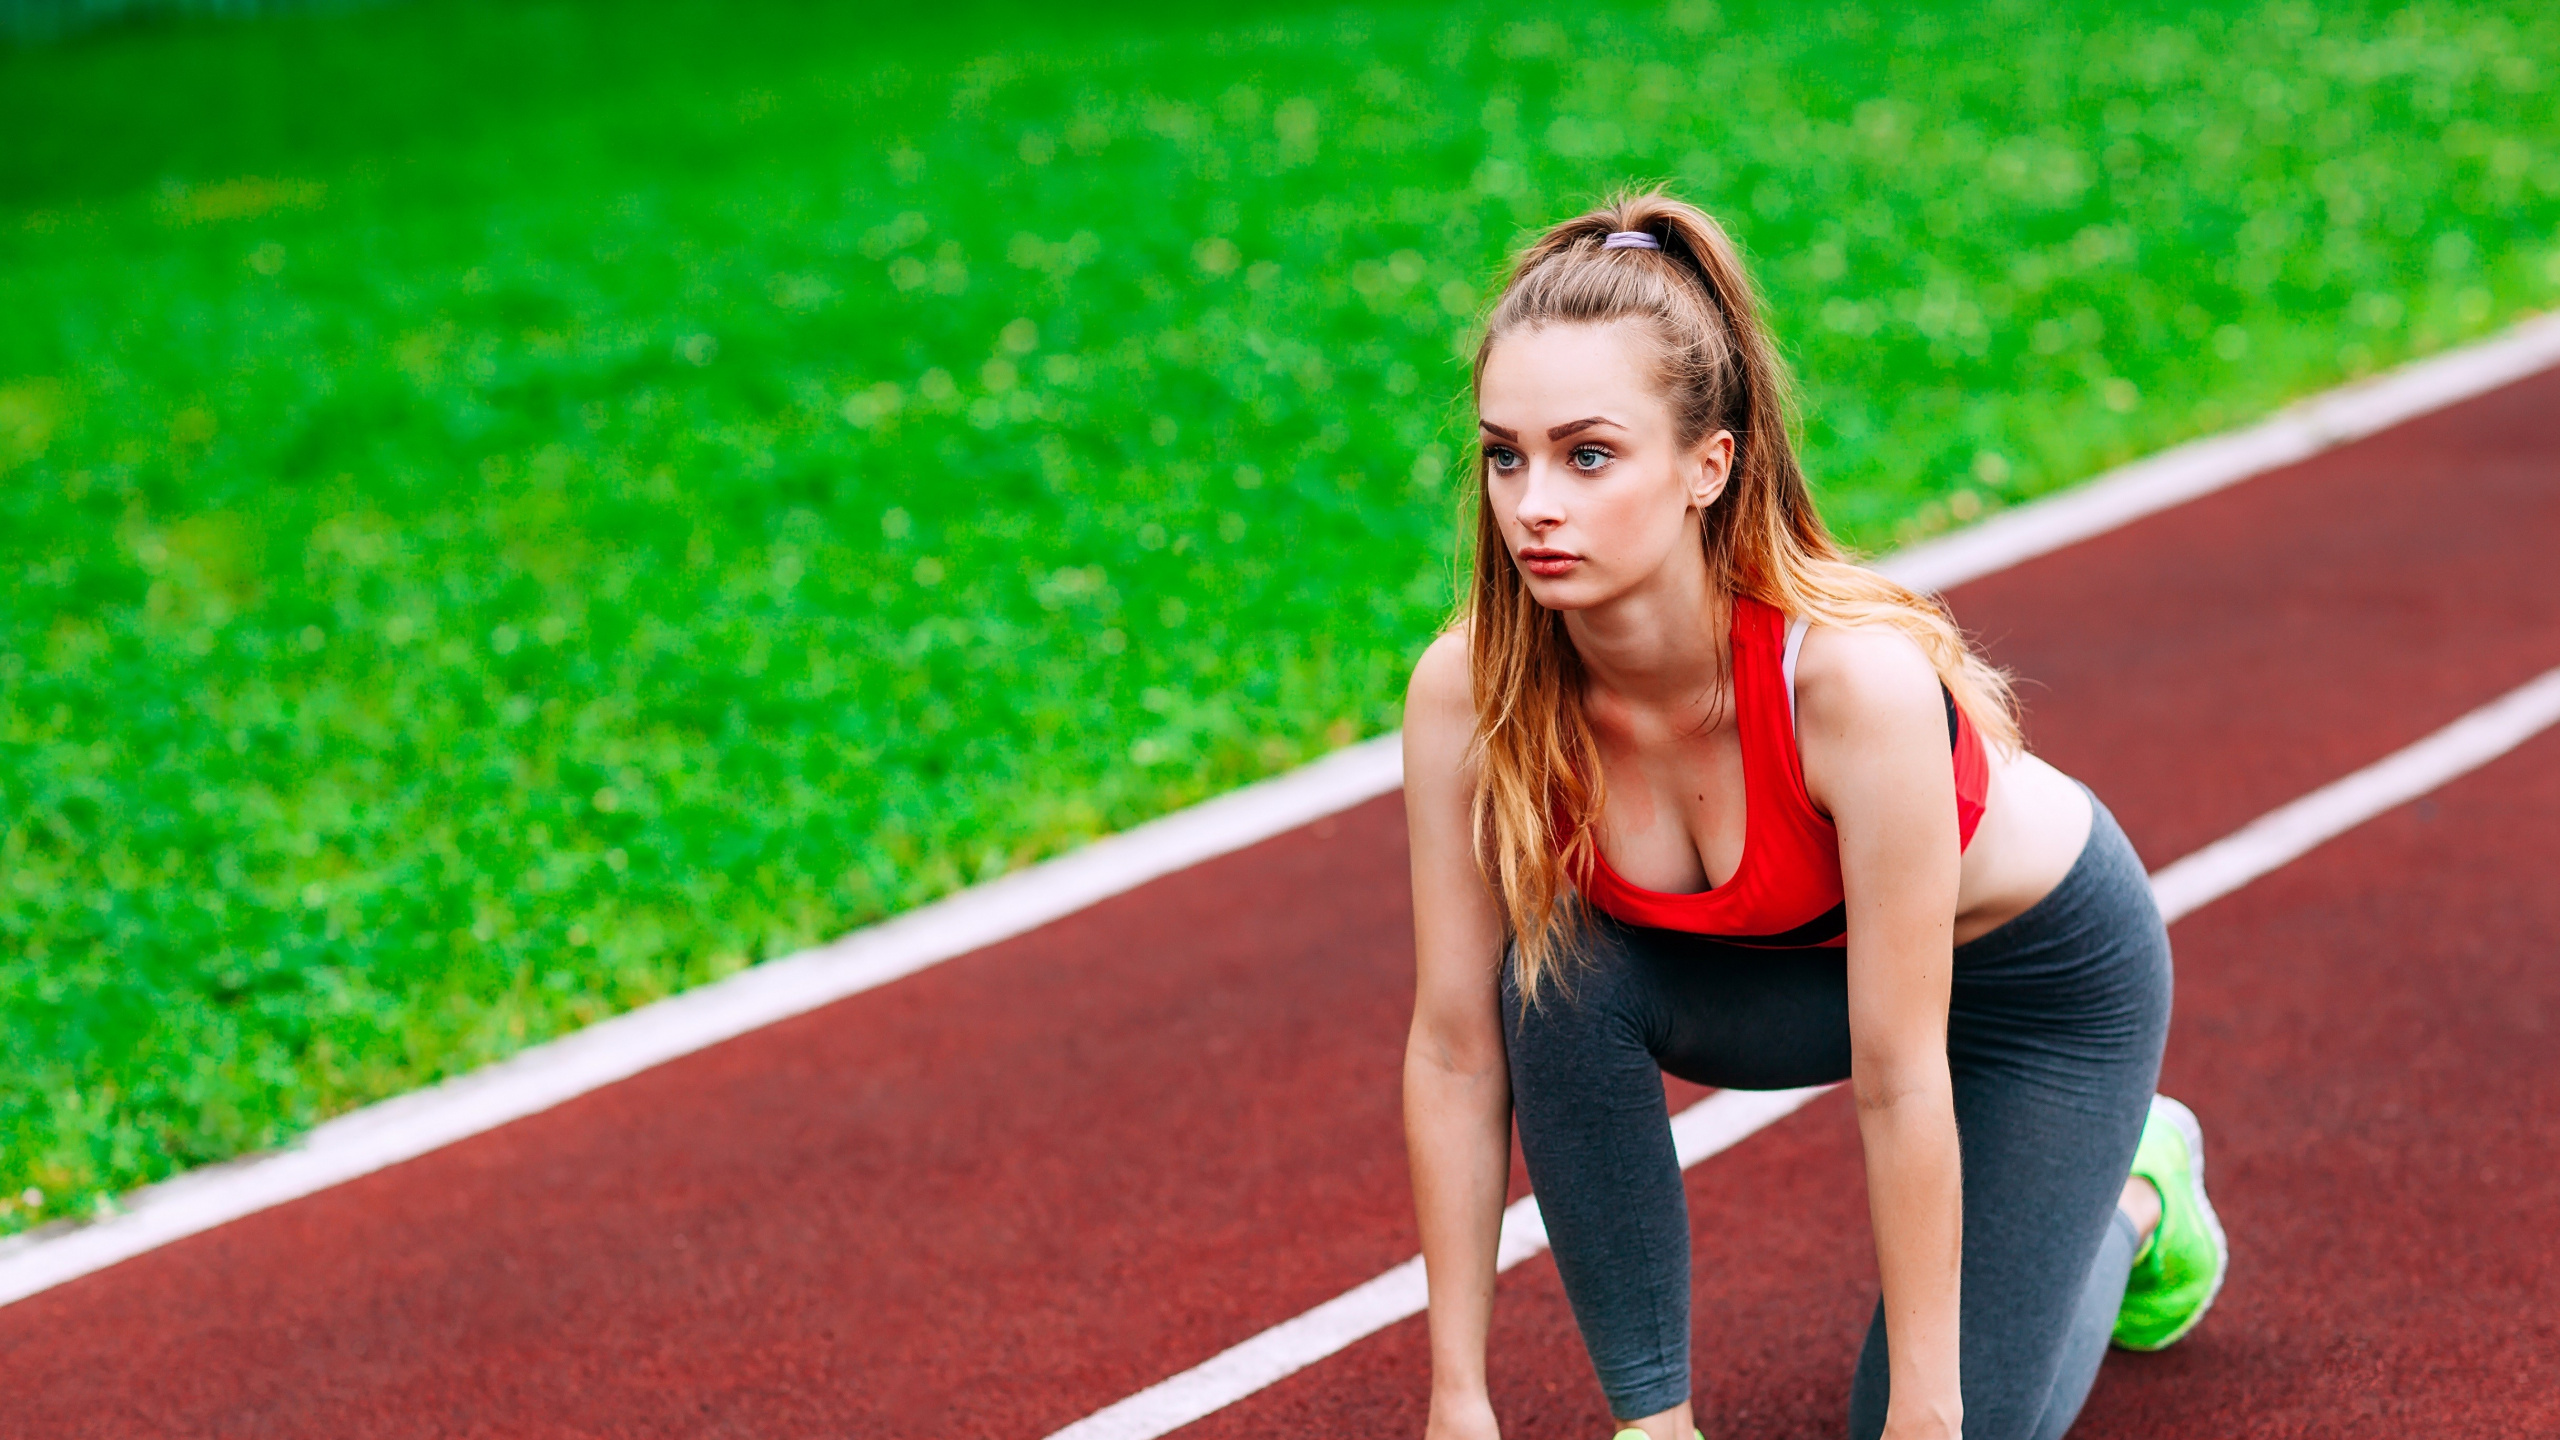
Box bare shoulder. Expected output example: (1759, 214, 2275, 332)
(1405, 625, 1476, 739)
(1403, 626, 1481, 800)
(1791, 619, 1943, 740)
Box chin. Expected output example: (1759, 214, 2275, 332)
(1518, 570, 1610, 612)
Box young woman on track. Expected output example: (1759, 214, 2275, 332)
(1400, 191, 2230, 1440)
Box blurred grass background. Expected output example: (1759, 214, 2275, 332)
(5, 0, 2559, 1233)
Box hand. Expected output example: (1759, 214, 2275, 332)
(1423, 1390, 1501, 1440)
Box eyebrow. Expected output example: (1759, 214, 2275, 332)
(1545, 416, 1618, 440)
(1476, 417, 1623, 442)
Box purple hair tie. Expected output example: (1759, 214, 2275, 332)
(1600, 230, 1661, 250)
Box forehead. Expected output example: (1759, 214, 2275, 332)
(1478, 320, 1664, 427)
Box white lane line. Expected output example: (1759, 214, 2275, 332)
(1037, 664, 2560, 1440)
(1879, 308, 2560, 595)
(1045, 1086, 1834, 1440)
(0, 737, 1402, 1308)
(2148, 665, 2560, 924)
(4, 311, 2554, 1311)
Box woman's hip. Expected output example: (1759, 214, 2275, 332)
(1948, 789, 2172, 1059)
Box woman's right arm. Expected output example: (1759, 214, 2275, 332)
(1401, 631, 1514, 1440)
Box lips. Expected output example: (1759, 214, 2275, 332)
(1518, 547, 1580, 577)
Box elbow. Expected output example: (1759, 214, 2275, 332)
(1407, 1013, 1506, 1084)
(1849, 1051, 1950, 1115)
(1851, 1077, 1921, 1115)
(1404, 1023, 1511, 1135)
(1409, 1030, 1506, 1084)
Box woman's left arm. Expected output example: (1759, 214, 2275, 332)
(1797, 625, 1966, 1440)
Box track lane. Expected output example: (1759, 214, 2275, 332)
(4, 367, 2556, 1437)
(2078, 735, 2560, 1435)
(0, 801, 1432, 1436)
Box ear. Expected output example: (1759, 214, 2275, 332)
(1689, 429, 1736, 511)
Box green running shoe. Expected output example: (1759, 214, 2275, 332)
(2112, 1093, 2230, 1351)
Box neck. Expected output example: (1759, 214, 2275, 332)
(1561, 545, 1729, 712)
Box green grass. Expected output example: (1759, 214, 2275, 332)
(5, 0, 2559, 1232)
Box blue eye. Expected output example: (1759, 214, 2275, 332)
(1486, 446, 1521, 471)
(1571, 445, 1611, 470)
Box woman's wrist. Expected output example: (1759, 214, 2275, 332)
(1428, 1365, 1492, 1410)
(1424, 1386, 1500, 1439)
(1880, 1394, 1962, 1440)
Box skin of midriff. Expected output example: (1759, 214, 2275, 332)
(1952, 744, 2096, 946)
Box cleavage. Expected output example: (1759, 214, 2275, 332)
(1594, 715, 1748, 894)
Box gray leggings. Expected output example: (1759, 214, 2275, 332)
(1503, 794, 2171, 1439)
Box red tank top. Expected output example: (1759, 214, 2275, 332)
(1569, 596, 1989, 948)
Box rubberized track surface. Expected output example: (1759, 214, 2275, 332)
(10, 371, 2558, 1437)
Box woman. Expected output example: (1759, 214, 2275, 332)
(1400, 192, 2229, 1440)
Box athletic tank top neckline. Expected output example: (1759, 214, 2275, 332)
(1568, 595, 1991, 948)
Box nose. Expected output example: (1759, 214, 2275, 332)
(1511, 458, 1566, 532)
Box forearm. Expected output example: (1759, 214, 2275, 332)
(1403, 1038, 1513, 1402)
(1855, 1059, 1964, 1435)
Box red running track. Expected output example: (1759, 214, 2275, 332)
(6, 368, 2557, 1437)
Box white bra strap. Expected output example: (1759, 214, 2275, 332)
(1781, 615, 1810, 730)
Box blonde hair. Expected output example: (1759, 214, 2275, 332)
(1464, 188, 2020, 1005)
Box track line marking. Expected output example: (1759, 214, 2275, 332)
(1878, 310, 2560, 595)
(2, 312, 2553, 1311)
(0, 738, 1401, 1307)
(1035, 664, 2560, 1440)
(2146, 665, 2560, 924)
(1045, 1087, 1834, 1440)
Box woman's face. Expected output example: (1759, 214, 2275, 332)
(1476, 320, 1732, 612)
